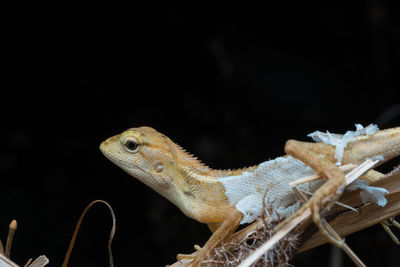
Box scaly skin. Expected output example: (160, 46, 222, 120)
(100, 127, 255, 224)
(100, 126, 400, 266)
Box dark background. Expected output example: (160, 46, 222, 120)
(2, 1, 400, 266)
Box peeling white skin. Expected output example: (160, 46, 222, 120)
(218, 156, 323, 224)
(308, 123, 388, 207)
(219, 124, 385, 224)
(347, 179, 389, 207)
(308, 124, 379, 165)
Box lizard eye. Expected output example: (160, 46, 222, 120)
(123, 137, 139, 153)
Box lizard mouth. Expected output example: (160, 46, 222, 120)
(100, 143, 141, 171)
(100, 148, 125, 168)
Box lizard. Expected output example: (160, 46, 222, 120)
(100, 125, 400, 266)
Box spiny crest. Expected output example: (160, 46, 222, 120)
(144, 126, 258, 177)
(172, 141, 258, 177)
(174, 143, 213, 171)
(150, 129, 213, 172)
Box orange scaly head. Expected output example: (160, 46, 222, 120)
(100, 126, 234, 222)
(100, 127, 182, 199)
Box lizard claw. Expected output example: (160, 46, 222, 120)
(311, 199, 344, 248)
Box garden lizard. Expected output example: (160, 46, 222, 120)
(100, 125, 400, 266)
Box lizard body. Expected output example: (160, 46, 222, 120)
(100, 125, 400, 265)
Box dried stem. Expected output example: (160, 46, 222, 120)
(0, 237, 4, 255)
(300, 171, 400, 251)
(61, 200, 116, 267)
(28, 255, 49, 267)
(5, 220, 17, 258)
(238, 209, 311, 267)
(24, 258, 33, 267)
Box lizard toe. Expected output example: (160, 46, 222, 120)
(311, 201, 344, 248)
(176, 253, 197, 260)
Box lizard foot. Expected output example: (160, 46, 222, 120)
(310, 198, 344, 248)
(283, 138, 347, 247)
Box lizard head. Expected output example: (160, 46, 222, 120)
(100, 126, 180, 195)
(101, 126, 236, 221)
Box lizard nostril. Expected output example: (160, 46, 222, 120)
(99, 141, 108, 152)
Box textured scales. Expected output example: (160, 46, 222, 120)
(100, 125, 400, 266)
(100, 126, 256, 223)
(100, 126, 400, 223)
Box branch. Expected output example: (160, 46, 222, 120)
(300, 171, 400, 251)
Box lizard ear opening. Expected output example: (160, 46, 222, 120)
(154, 162, 164, 173)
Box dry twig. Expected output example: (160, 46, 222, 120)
(5, 220, 17, 259)
(61, 200, 116, 267)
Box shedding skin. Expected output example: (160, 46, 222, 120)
(100, 126, 400, 266)
(274, 140, 346, 247)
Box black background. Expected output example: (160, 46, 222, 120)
(2, 1, 400, 266)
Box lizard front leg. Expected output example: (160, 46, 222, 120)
(275, 139, 347, 247)
(177, 208, 243, 266)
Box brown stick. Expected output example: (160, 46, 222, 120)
(321, 220, 365, 267)
(5, 220, 17, 258)
(300, 172, 400, 251)
(61, 200, 116, 267)
(0, 237, 4, 255)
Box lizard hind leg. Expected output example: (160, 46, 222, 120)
(207, 222, 222, 233)
(284, 140, 346, 247)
